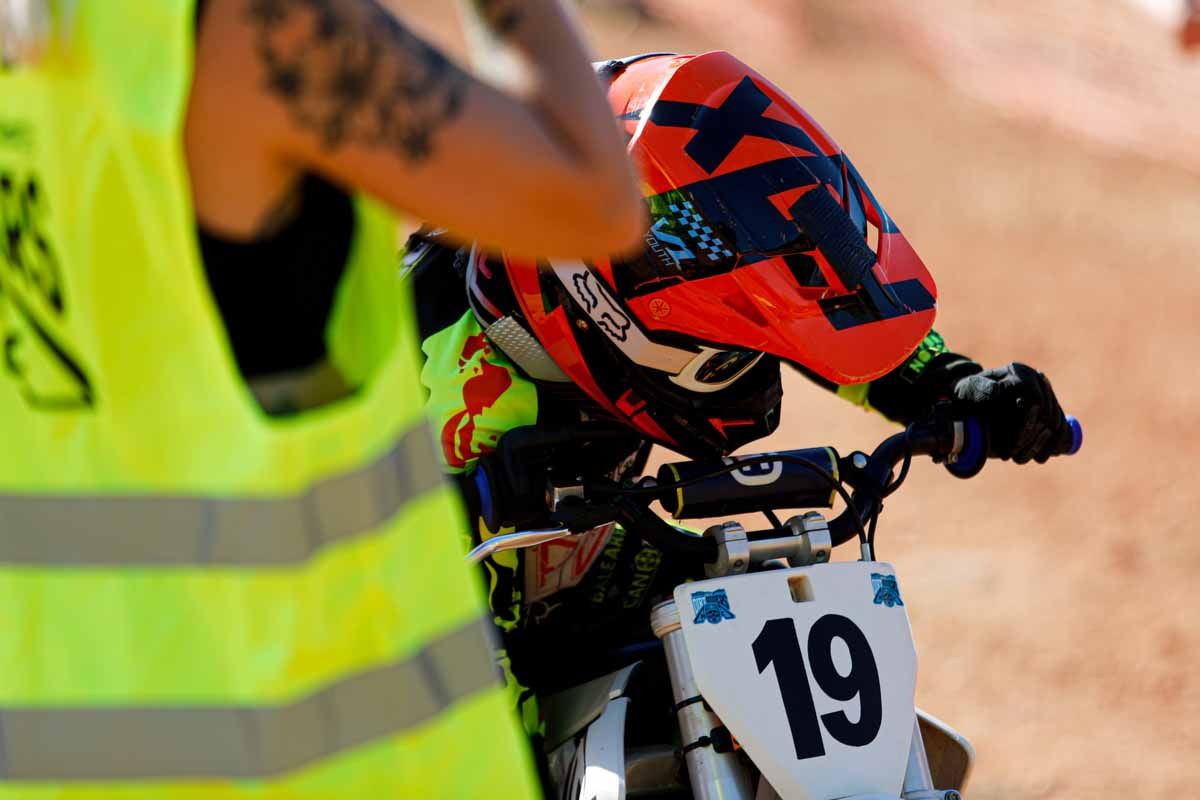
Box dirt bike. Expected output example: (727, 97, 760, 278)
(467, 412, 1082, 800)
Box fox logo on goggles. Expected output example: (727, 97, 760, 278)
(571, 271, 633, 342)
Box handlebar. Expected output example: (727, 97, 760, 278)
(624, 412, 1083, 553)
(466, 412, 1084, 565)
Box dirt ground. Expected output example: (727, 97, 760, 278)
(405, 3, 1200, 796)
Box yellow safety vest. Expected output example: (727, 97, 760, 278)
(0, 2, 537, 796)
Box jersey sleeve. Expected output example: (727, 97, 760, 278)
(830, 330, 982, 424)
(419, 311, 539, 475)
(404, 234, 540, 473)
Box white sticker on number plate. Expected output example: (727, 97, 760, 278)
(676, 562, 917, 800)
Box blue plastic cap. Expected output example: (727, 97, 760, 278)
(1066, 415, 1083, 456)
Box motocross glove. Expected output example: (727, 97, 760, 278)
(952, 362, 1072, 464)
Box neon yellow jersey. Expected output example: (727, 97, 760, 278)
(421, 309, 540, 474)
(0, 2, 536, 796)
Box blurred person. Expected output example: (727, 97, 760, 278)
(408, 51, 1076, 744)
(0, 0, 644, 796)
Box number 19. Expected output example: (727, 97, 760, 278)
(752, 614, 883, 760)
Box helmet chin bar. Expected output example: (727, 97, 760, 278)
(550, 260, 761, 395)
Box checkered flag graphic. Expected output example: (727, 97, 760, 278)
(669, 201, 734, 263)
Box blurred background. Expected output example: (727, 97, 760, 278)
(403, 2, 1200, 797)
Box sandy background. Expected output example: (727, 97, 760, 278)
(403, 2, 1200, 796)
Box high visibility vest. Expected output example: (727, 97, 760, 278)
(0, 2, 537, 796)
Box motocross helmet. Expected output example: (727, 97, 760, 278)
(469, 51, 937, 459)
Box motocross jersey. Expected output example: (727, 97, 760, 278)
(409, 237, 958, 695)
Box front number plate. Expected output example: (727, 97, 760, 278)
(676, 562, 917, 800)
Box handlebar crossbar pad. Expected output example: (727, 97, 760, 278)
(658, 448, 839, 520)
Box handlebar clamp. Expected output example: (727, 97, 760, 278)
(703, 522, 750, 578)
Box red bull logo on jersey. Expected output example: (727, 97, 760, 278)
(440, 331, 514, 469)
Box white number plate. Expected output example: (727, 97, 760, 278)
(676, 562, 917, 800)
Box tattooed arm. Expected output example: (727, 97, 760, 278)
(187, 0, 646, 259)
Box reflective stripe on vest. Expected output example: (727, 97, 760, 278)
(0, 616, 498, 780)
(0, 427, 441, 566)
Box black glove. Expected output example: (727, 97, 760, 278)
(952, 362, 1072, 464)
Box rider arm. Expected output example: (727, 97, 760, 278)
(188, 0, 646, 258)
(828, 330, 982, 424)
(827, 332, 1073, 464)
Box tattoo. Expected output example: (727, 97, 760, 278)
(471, 0, 525, 37)
(245, 0, 467, 162)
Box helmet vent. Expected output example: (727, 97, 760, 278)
(721, 291, 768, 328)
(866, 219, 882, 257)
(483, 316, 571, 383)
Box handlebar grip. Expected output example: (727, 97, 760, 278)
(947, 414, 1083, 479)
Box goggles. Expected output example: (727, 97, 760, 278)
(673, 347, 763, 392)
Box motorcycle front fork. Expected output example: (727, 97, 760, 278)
(650, 600, 754, 800)
(650, 599, 963, 800)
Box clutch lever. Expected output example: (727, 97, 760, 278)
(465, 482, 628, 564)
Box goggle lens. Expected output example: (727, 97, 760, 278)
(694, 350, 761, 385)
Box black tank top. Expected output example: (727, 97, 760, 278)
(197, 174, 354, 379)
(195, 0, 356, 380)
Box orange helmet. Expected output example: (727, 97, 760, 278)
(472, 51, 937, 457)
